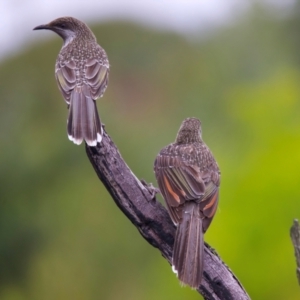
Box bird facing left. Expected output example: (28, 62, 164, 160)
(34, 16, 109, 146)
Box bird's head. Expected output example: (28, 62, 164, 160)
(33, 17, 95, 44)
(175, 117, 202, 144)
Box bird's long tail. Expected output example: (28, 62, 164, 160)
(67, 85, 103, 146)
(173, 202, 204, 289)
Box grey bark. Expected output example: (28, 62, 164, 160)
(85, 129, 250, 300)
(290, 219, 300, 286)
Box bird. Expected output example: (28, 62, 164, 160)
(33, 17, 109, 146)
(154, 117, 220, 289)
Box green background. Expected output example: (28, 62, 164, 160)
(1, 3, 300, 300)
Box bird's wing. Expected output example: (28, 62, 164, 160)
(155, 153, 220, 226)
(85, 58, 109, 100)
(155, 154, 206, 223)
(198, 181, 219, 232)
(55, 60, 77, 105)
(155, 154, 205, 204)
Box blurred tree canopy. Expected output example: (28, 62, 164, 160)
(0, 3, 300, 300)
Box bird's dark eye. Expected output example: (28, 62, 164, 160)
(59, 23, 66, 29)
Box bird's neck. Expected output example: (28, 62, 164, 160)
(175, 130, 202, 144)
(61, 30, 96, 49)
(62, 32, 76, 49)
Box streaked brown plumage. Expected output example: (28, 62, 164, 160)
(154, 118, 220, 288)
(34, 17, 109, 146)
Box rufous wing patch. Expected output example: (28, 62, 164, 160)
(163, 175, 181, 204)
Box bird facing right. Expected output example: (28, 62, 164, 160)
(154, 117, 220, 289)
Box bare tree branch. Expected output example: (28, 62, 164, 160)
(85, 129, 250, 300)
(290, 219, 300, 286)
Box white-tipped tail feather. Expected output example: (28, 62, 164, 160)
(67, 85, 102, 146)
(172, 202, 204, 289)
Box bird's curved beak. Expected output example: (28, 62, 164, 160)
(33, 24, 50, 30)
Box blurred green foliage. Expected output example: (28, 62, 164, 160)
(1, 4, 300, 300)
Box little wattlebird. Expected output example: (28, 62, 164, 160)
(34, 17, 109, 146)
(154, 117, 220, 288)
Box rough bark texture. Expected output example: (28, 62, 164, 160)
(85, 129, 250, 300)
